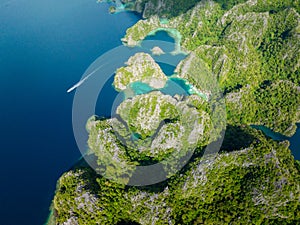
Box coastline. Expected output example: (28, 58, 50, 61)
(45, 1, 300, 224)
(45, 157, 90, 225)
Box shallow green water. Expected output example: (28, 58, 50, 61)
(126, 77, 207, 99)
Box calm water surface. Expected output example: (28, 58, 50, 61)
(0, 1, 298, 225)
(0, 1, 139, 224)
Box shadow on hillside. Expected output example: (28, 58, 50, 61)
(220, 125, 256, 152)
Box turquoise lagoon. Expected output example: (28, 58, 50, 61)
(125, 78, 207, 100)
(1, 1, 298, 225)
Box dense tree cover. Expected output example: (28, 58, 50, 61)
(121, 0, 249, 18)
(214, 0, 247, 10)
(138, 0, 202, 18)
(51, 127, 300, 224)
(49, 0, 300, 224)
(255, 81, 300, 135)
(176, 2, 224, 49)
(167, 127, 299, 224)
(216, 5, 299, 91)
(124, 0, 299, 87)
(86, 90, 216, 183)
(259, 8, 300, 85)
(168, 0, 300, 135)
(226, 80, 300, 136)
(115, 0, 202, 18)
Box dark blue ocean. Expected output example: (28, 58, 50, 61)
(0, 1, 299, 225)
(0, 1, 139, 225)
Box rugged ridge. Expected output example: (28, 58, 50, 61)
(49, 0, 300, 224)
(114, 53, 167, 91)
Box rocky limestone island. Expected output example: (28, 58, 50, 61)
(113, 52, 167, 91)
(48, 0, 300, 224)
(109, 6, 116, 14)
(86, 88, 212, 184)
(151, 46, 165, 55)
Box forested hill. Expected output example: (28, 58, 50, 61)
(123, 0, 300, 136)
(118, 0, 299, 18)
(48, 0, 300, 224)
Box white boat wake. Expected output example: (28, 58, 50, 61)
(67, 64, 106, 93)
